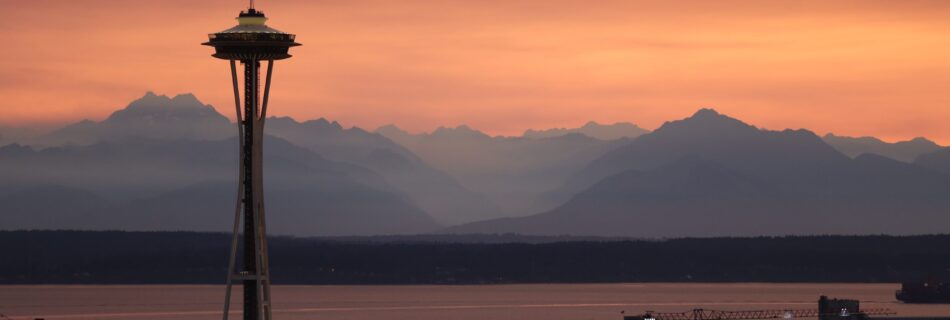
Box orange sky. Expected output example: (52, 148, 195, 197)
(1, 0, 949, 142)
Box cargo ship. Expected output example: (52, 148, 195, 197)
(897, 280, 950, 303)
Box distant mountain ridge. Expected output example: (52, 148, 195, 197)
(823, 133, 941, 162)
(0, 93, 446, 235)
(40, 92, 233, 146)
(377, 124, 630, 215)
(0, 137, 439, 235)
(448, 109, 950, 236)
(267, 116, 504, 225)
(523, 121, 648, 140)
(12, 92, 501, 226)
(544, 108, 850, 202)
(4, 91, 950, 237)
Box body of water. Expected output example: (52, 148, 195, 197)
(2, 283, 949, 320)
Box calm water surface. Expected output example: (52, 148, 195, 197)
(2, 283, 949, 320)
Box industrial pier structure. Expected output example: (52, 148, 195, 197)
(625, 296, 950, 320)
(203, 2, 300, 320)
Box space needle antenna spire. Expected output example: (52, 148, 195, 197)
(203, 1, 300, 320)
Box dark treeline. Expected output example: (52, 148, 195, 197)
(3, 230, 949, 284)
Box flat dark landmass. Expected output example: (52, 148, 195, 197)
(3, 230, 949, 284)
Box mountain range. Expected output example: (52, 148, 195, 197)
(523, 121, 648, 140)
(448, 109, 950, 236)
(822, 133, 941, 163)
(0, 136, 439, 235)
(377, 124, 630, 215)
(39, 92, 233, 146)
(2, 92, 949, 237)
(0, 93, 438, 235)
(265, 117, 502, 225)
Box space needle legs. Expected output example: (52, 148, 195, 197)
(222, 59, 274, 320)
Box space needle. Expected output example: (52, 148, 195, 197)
(203, 1, 300, 319)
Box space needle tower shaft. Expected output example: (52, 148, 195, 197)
(203, 2, 300, 320)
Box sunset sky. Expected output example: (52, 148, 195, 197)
(2, 0, 949, 142)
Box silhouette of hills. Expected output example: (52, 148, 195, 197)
(0, 98, 446, 237)
(40, 92, 233, 146)
(0, 137, 439, 235)
(543, 108, 850, 204)
(6, 92, 498, 226)
(0, 135, 441, 235)
(523, 121, 648, 140)
(267, 117, 503, 225)
(448, 109, 950, 236)
(5, 92, 950, 237)
(823, 133, 941, 162)
(377, 124, 629, 215)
